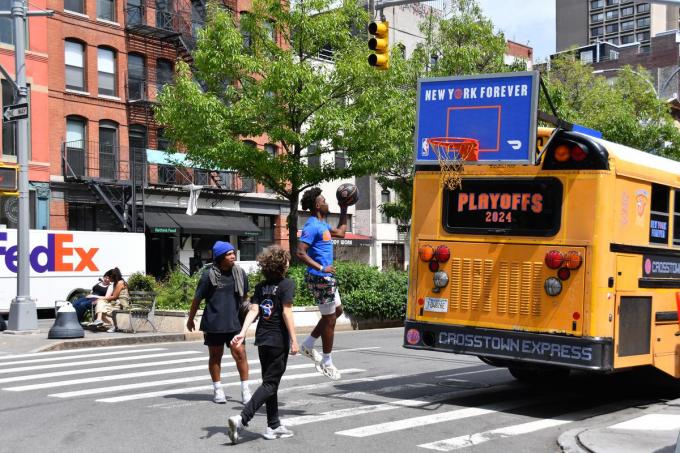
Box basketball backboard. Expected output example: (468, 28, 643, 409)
(414, 71, 540, 165)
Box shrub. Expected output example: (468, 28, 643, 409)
(127, 272, 158, 292)
(156, 268, 200, 310)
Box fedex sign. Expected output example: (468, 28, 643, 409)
(0, 232, 99, 273)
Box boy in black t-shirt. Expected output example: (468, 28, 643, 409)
(227, 246, 299, 444)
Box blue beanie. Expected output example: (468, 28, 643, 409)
(213, 241, 235, 259)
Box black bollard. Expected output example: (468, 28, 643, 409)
(48, 302, 84, 339)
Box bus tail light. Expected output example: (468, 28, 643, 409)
(564, 251, 583, 269)
(557, 267, 571, 280)
(419, 245, 434, 262)
(433, 271, 449, 292)
(545, 250, 564, 269)
(428, 261, 439, 272)
(554, 144, 570, 162)
(434, 245, 450, 263)
(544, 277, 562, 296)
(570, 144, 588, 162)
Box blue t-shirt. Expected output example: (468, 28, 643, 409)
(300, 217, 333, 276)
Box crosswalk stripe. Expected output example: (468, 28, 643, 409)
(3, 358, 263, 391)
(0, 348, 168, 367)
(610, 414, 680, 431)
(278, 374, 399, 395)
(96, 368, 366, 403)
(0, 345, 145, 360)
(418, 411, 585, 451)
(336, 398, 538, 437)
(0, 356, 213, 384)
(0, 351, 202, 374)
(49, 363, 321, 398)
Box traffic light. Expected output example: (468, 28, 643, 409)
(0, 164, 18, 195)
(368, 21, 389, 70)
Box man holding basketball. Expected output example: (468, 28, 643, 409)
(296, 186, 350, 380)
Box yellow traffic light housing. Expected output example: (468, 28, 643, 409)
(0, 164, 18, 195)
(368, 21, 389, 70)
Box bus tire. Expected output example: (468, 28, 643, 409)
(508, 365, 570, 383)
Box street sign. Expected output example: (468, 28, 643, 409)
(3, 103, 28, 123)
(414, 71, 540, 165)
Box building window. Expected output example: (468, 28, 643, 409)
(99, 120, 118, 180)
(605, 23, 618, 34)
(335, 151, 347, 170)
(607, 37, 619, 45)
(264, 20, 275, 41)
(382, 243, 404, 271)
(1, 80, 16, 157)
(636, 31, 650, 41)
(64, 0, 85, 14)
(590, 0, 603, 9)
(605, 9, 618, 20)
(97, 0, 115, 21)
(238, 215, 274, 261)
(621, 34, 635, 44)
(65, 116, 87, 177)
(621, 6, 633, 16)
(65, 40, 86, 91)
(381, 189, 390, 224)
(127, 53, 146, 100)
(650, 184, 670, 245)
(590, 12, 603, 22)
(636, 3, 650, 13)
(605, 0, 618, 5)
(609, 49, 619, 59)
(127, 0, 143, 26)
(156, 59, 173, 93)
(636, 17, 650, 28)
(98, 47, 116, 96)
(580, 50, 594, 64)
(307, 142, 320, 168)
(156, 128, 170, 151)
(263, 144, 276, 193)
(591, 26, 603, 37)
(240, 12, 251, 49)
(621, 20, 634, 31)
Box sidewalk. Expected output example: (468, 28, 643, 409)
(559, 398, 680, 453)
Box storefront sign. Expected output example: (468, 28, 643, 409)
(152, 227, 177, 234)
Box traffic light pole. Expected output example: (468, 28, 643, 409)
(0, 0, 52, 333)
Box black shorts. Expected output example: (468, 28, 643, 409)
(203, 331, 243, 347)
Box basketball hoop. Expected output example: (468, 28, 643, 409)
(426, 137, 479, 190)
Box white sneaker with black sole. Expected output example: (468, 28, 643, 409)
(263, 425, 294, 440)
(319, 363, 341, 380)
(241, 387, 252, 405)
(227, 415, 243, 444)
(213, 387, 226, 404)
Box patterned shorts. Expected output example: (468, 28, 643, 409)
(305, 273, 339, 306)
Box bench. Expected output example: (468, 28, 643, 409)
(112, 291, 158, 333)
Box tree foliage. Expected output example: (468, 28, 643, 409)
(156, 0, 409, 253)
(541, 56, 680, 158)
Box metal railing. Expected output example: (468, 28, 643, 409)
(124, 0, 194, 38)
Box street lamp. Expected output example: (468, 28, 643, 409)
(592, 68, 658, 97)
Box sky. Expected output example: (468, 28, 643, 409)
(476, 0, 556, 62)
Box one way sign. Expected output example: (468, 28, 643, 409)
(3, 103, 28, 122)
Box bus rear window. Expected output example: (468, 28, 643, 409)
(442, 178, 563, 236)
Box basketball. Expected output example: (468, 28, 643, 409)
(336, 183, 359, 206)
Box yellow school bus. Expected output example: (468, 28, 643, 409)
(403, 127, 680, 380)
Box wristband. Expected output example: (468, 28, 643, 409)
(318, 264, 324, 272)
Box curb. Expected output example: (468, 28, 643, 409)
(558, 428, 593, 453)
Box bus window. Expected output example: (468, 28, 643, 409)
(674, 189, 680, 246)
(649, 184, 669, 245)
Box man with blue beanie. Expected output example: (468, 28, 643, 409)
(187, 240, 252, 404)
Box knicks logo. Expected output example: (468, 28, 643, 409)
(635, 190, 648, 217)
(322, 230, 332, 241)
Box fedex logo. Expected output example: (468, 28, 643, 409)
(0, 232, 99, 273)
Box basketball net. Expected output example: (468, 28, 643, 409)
(426, 137, 480, 190)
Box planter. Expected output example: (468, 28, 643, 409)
(346, 315, 404, 330)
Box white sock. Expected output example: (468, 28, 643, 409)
(240, 380, 250, 392)
(213, 381, 222, 390)
(303, 336, 316, 350)
(321, 353, 332, 367)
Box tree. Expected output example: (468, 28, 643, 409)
(541, 56, 680, 158)
(377, 0, 521, 227)
(155, 0, 408, 254)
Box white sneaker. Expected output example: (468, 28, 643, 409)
(106, 327, 116, 333)
(91, 320, 103, 327)
(227, 415, 243, 444)
(213, 387, 226, 404)
(263, 425, 294, 440)
(301, 344, 322, 367)
(319, 363, 341, 381)
(241, 387, 252, 405)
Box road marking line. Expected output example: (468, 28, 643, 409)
(418, 414, 578, 451)
(0, 348, 168, 367)
(0, 356, 217, 384)
(336, 399, 537, 437)
(0, 351, 202, 374)
(0, 345, 146, 360)
(278, 374, 399, 394)
(96, 368, 365, 403)
(337, 382, 437, 400)
(434, 368, 503, 379)
(610, 414, 680, 431)
(332, 347, 381, 353)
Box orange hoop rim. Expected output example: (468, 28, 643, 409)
(426, 137, 480, 162)
(426, 137, 480, 148)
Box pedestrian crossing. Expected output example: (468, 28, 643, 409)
(0, 344, 644, 451)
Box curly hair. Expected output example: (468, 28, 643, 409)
(257, 246, 290, 280)
(301, 187, 322, 212)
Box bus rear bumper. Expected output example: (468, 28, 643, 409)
(403, 321, 614, 372)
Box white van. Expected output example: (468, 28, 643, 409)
(0, 229, 146, 313)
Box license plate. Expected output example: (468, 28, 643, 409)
(424, 297, 448, 313)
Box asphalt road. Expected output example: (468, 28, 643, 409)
(1, 327, 679, 453)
